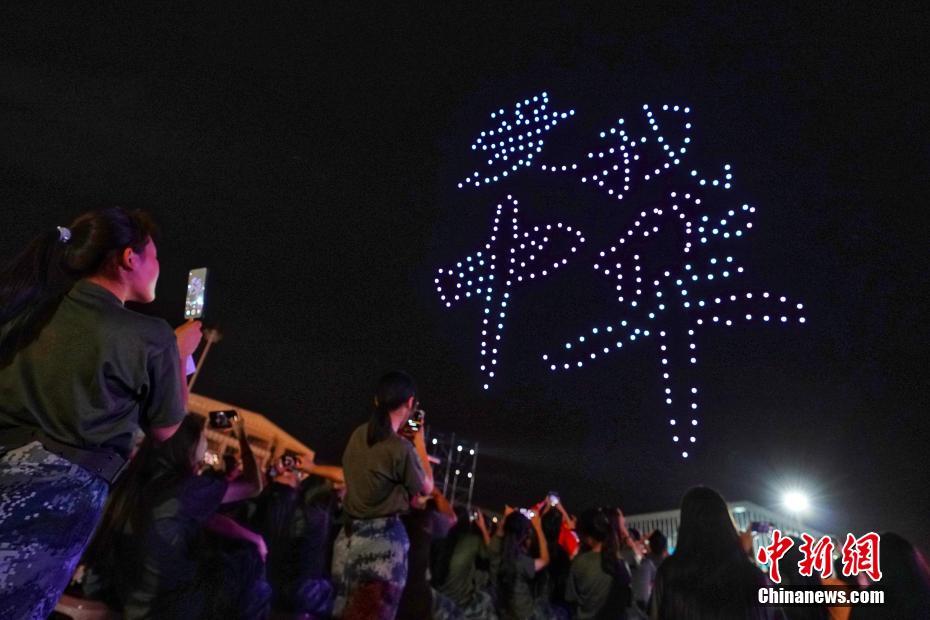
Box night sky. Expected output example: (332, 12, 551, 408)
(2, 5, 928, 548)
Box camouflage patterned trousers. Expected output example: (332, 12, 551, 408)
(0, 441, 108, 620)
(331, 515, 409, 620)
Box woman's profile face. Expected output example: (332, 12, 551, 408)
(126, 238, 160, 303)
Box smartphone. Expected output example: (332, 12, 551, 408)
(519, 508, 536, 519)
(208, 409, 238, 429)
(281, 450, 302, 471)
(184, 267, 208, 320)
(407, 408, 425, 432)
(547, 492, 560, 506)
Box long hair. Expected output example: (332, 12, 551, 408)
(367, 370, 416, 446)
(0, 207, 157, 363)
(654, 486, 764, 619)
(498, 511, 533, 605)
(84, 414, 204, 568)
(577, 508, 623, 577)
(575, 508, 631, 620)
(874, 531, 930, 616)
(430, 504, 472, 587)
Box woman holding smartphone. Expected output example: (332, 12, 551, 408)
(0, 207, 201, 618)
(332, 371, 434, 620)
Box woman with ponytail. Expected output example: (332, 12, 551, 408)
(566, 508, 633, 620)
(491, 509, 550, 620)
(0, 207, 202, 619)
(331, 370, 434, 619)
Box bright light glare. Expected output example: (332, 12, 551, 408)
(783, 491, 809, 513)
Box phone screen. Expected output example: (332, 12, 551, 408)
(208, 409, 238, 429)
(184, 268, 208, 319)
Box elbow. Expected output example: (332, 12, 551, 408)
(150, 422, 181, 443)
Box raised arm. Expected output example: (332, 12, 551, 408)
(221, 414, 263, 503)
(431, 488, 457, 528)
(410, 426, 434, 495)
(530, 512, 550, 572)
(475, 510, 492, 547)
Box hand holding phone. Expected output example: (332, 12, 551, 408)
(175, 319, 203, 359)
(208, 409, 239, 429)
(406, 406, 425, 432)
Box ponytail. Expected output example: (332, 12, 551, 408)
(367, 370, 417, 446)
(0, 207, 156, 362)
(577, 508, 623, 577)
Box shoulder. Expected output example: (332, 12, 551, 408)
(345, 423, 370, 448)
(122, 311, 176, 351)
(382, 432, 418, 460)
(573, 550, 598, 569)
(343, 423, 373, 458)
(99, 305, 176, 354)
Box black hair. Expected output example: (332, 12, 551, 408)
(367, 370, 416, 446)
(84, 413, 204, 568)
(653, 486, 764, 619)
(0, 207, 157, 363)
(648, 529, 668, 556)
(497, 511, 533, 608)
(871, 531, 930, 616)
(577, 508, 623, 577)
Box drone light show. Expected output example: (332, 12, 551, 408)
(437, 92, 806, 457)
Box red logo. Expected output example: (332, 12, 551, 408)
(756, 529, 882, 583)
(757, 529, 794, 583)
(797, 533, 834, 578)
(841, 532, 882, 582)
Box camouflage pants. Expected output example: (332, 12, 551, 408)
(331, 515, 409, 620)
(0, 441, 108, 620)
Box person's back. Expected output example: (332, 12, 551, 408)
(494, 543, 536, 620)
(341, 422, 425, 519)
(330, 372, 433, 620)
(0, 208, 198, 619)
(438, 532, 484, 605)
(848, 531, 930, 620)
(651, 486, 778, 620)
(566, 550, 617, 620)
(652, 552, 770, 620)
(0, 280, 182, 456)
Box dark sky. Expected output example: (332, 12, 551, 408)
(2, 4, 928, 548)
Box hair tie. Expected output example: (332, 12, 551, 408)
(57, 226, 72, 243)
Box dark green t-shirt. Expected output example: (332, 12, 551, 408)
(437, 532, 486, 606)
(341, 423, 426, 519)
(566, 550, 615, 620)
(0, 280, 186, 458)
(489, 536, 537, 620)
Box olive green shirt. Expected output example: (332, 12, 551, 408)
(341, 423, 426, 519)
(0, 280, 186, 458)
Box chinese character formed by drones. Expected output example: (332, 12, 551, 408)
(437, 92, 806, 456)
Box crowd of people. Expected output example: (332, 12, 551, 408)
(1, 208, 928, 620)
